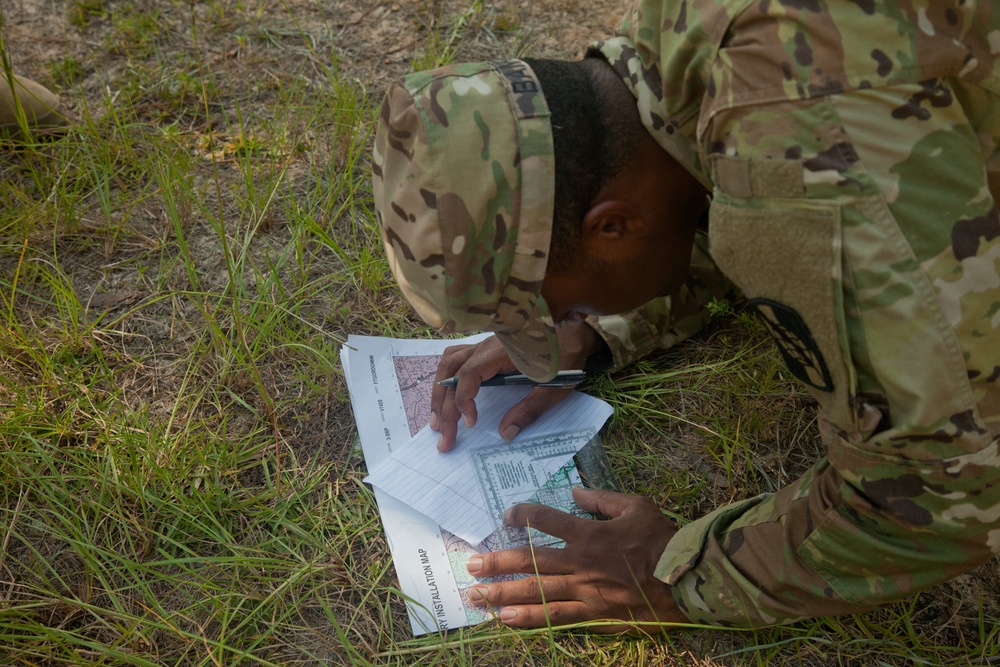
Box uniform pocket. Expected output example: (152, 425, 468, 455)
(797, 430, 1000, 606)
(709, 194, 858, 434)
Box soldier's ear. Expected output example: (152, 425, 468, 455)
(580, 199, 647, 262)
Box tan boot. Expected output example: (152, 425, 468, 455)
(0, 74, 66, 131)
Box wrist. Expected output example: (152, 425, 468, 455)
(556, 322, 608, 368)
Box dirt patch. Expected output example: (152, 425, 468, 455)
(5, 0, 626, 99)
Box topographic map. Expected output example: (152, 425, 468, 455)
(390, 352, 609, 625)
(392, 355, 440, 437)
(346, 335, 616, 632)
(390, 353, 527, 622)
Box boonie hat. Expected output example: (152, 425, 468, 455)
(372, 60, 559, 382)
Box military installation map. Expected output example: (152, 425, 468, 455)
(342, 334, 618, 634)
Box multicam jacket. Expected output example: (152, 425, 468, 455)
(587, 0, 1000, 626)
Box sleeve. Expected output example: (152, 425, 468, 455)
(585, 231, 737, 371)
(656, 80, 1000, 627)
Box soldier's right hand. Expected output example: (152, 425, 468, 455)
(429, 324, 605, 452)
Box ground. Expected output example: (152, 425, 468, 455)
(2, 0, 999, 665)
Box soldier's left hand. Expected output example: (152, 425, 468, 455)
(430, 323, 604, 452)
(465, 487, 688, 632)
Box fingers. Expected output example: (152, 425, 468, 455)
(451, 375, 481, 429)
(465, 500, 685, 632)
(430, 344, 481, 452)
(465, 573, 595, 628)
(430, 344, 475, 421)
(571, 487, 652, 519)
(434, 416, 459, 452)
(485, 597, 594, 629)
(467, 572, 578, 607)
(429, 337, 518, 451)
(464, 488, 686, 632)
(492, 322, 599, 442)
(495, 600, 668, 633)
(434, 377, 480, 452)
(501, 503, 594, 546)
(468, 544, 568, 578)
(500, 494, 663, 546)
(432, 380, 464, 452)
(428, 331, 597, 449)
(497, 386, 575, 441)
(466, 578, 634, 631)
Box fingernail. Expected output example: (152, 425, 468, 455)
(466, 556, 483, 574)
(499, 608, 518, 622)
(429, 412, 439, 430)
(500, 425, 520, 441)
(437, 436, 447, 452)
(468, 585, 488, 602)
(462, 414, 474, 429)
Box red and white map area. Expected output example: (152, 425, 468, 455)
(392, 355, 441, 436)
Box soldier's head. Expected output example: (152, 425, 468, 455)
(372, 57, 705, 381)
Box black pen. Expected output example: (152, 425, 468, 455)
(437, 370, 586, 388)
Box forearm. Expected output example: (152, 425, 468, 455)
(658, 425, 1000, 627)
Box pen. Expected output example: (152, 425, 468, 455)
(437, 370, 586, 388)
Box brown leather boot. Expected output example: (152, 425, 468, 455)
(0, 73, 66, 132)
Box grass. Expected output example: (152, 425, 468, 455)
(1, 0, 999, 665)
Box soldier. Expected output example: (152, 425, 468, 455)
(372, 0, 1000, 630)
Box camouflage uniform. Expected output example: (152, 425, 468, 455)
(587, 0, 1000, 626)
(372, 0, 1000, 629)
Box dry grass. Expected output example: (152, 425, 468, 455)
(1, 0, 998, 664)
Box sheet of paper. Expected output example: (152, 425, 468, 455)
(342, 334, 613, 635)
(343, 333, 488, 635)
(364, 389, 612, 545)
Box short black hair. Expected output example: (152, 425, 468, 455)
(523, 57, 641, 274)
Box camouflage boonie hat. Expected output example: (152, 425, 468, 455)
(372, 60, 559, 382)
